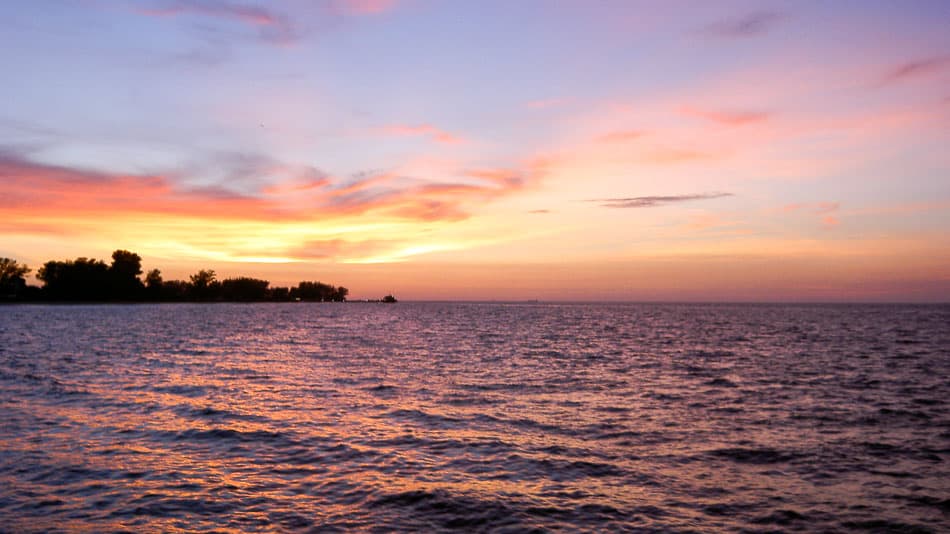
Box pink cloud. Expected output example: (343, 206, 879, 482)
(680, 105, 770, 126)
(261, 177, 331, 195)
(781, 201, 841, 229)
(701, 11, 785, 38)
(0, 150, 532, 230)
(382, 124, 463, 144)
(338, 0, 397, 15)
(136, 0, 297, 45)
(287, 238, 389, 260)
(596, 130, 645, 143)
(880, 55, 950, 86)
(643, 148, 717, 164)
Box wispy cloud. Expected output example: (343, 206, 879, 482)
(680, 106, 770, 126)
(588, 192, 732, 209)
(337, 0, 397, 15)
(381, 124, 463, 144)
(821, 215, 839, 229)
(261, 176, 331, 195)
(0, 147, 270, 219)
(643, 148, 717, 164)
(596, 130, 645, 143)
(878, 55, 950, 86)
(318, 166, 530, 221)
(286, 238, 389, 260)
(137, 0, 298, 45)
(782, 201, 841, 229)
(0, 148, 532, 228)
(702, 11, 785, 38)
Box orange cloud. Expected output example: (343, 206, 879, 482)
(0, 151, 529, 231)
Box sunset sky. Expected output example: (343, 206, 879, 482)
(2, 0, 949, 301)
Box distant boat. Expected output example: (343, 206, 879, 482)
(382, 294, 397, 303)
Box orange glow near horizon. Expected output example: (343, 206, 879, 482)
(1, 2, 948, 301)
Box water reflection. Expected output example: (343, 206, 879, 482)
(0, 303, 947, 531)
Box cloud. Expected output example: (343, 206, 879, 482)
(0, 147, 273, 218)
(596, 130, 645, 143)
(588, 192, 733, 209)
(879, 55, 950, 86)
(528, 209, 550, 214)
(337, 0, 397, 15)
(381, 124, 463, 144)
(643, 148, 717, 164)
(286, 238, 389, 260)
(137, 1, 298, 45)
(317, 166, 530, 220)
(702, 11, 785, 38)
(782, 201, 841, 229)
(680, 106, 770, 126)
(464, 168, 525, 189)
(0, 143, 538, 247)
(261, 176, 331, 195)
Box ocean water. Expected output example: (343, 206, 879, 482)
(0, 302, 947, 533)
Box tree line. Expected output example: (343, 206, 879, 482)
(1, 251, 350, 302)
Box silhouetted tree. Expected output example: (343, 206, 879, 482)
(292, 281, 347, 301)
(8, 250, 354, 303)
(145, 269, 163, 300)
(0, 258, 30, 300)
(220, 277, 270, 301)
(160, 279, 190, 301)
(189, 269, 220, 300)
(334, 286, 349, 301)
(270, 286, 290, 301)
(109, 249, 144, 299)
(37, 257, 110, 301)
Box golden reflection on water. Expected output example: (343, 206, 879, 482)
(0, 303, 947, 531)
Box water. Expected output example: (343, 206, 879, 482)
(0, 303, 947, 532)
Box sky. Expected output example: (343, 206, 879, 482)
(2, 0, 949, 301)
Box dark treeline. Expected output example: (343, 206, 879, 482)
(1, 251, 350, 303)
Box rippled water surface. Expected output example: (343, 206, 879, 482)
(0, 303, 948, 532)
